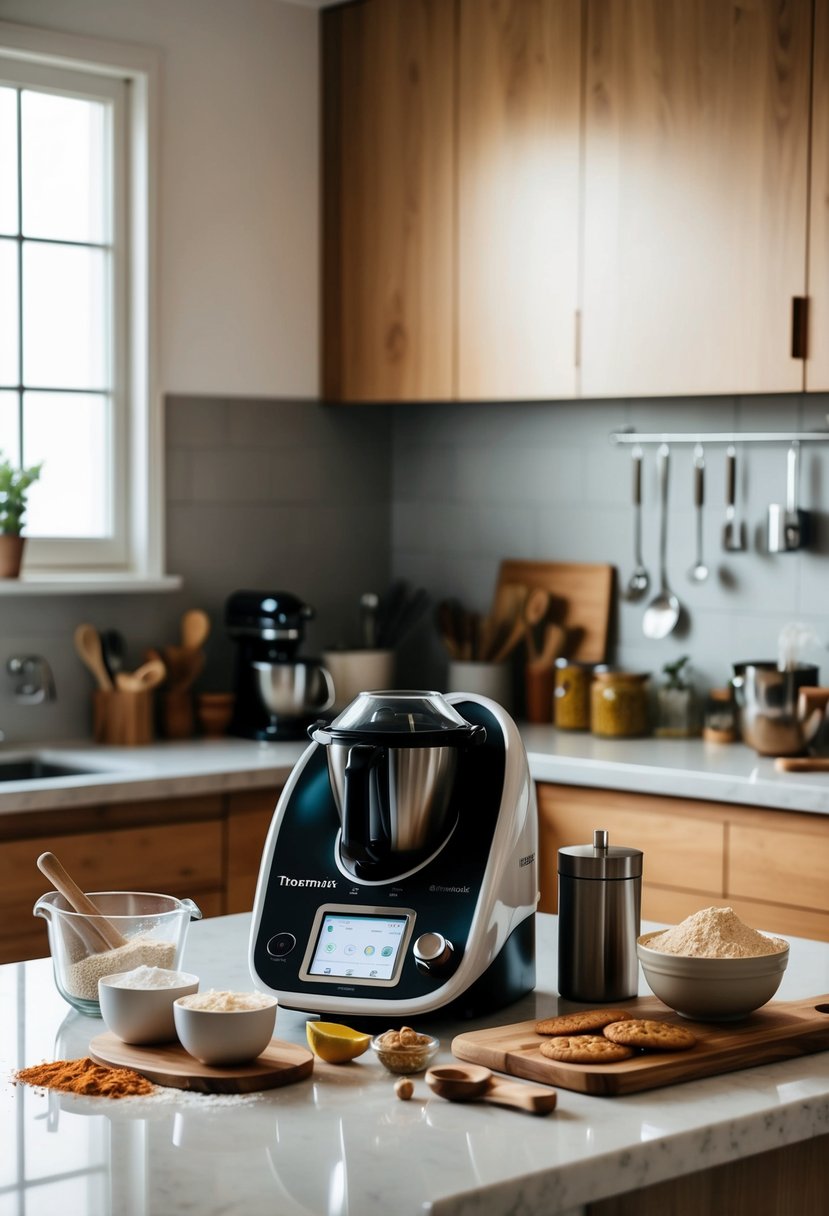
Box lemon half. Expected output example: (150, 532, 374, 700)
(306, 1020, 371, 1064)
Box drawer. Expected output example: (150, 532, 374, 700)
(728, 821, 829, 913)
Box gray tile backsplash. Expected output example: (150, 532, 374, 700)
(390, 394, 829, 695)
(2, 391, 827, 744)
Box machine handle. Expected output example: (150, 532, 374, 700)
(341, 744, 386, 867)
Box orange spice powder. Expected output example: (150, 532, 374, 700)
(14, 1057, 155, 1098)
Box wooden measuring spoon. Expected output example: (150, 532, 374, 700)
(425, 1064, 557, 1115)
(37, 851, 127, 951)
(74, 623, 113, 691)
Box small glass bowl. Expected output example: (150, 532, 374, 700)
(370, 1031, 439, 1075)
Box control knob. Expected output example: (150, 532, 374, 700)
(413, 932, 454, 973)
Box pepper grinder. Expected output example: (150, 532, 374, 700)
(557, 829, 643, 1002)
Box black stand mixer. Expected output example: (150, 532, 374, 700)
(248, 690, 538, 1021)
(226, 591, 334, 741)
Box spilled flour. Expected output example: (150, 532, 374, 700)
(646, 906, 788, 959)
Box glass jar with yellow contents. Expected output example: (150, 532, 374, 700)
(590, 671, 651, 738)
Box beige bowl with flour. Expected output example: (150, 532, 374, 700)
(637, 931, 789, 1021)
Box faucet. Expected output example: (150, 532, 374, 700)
(6, 655, 57, 704)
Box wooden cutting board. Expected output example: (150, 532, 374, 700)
(496, 559, 614, 663)
(89, 1032, 314, 1094)
(451, 994, 829, 1097)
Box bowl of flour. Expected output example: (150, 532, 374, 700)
(637, 906, 789, 1021)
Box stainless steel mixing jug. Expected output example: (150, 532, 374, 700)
(310, 690, 485, 877)
(732, 661, 824, 756)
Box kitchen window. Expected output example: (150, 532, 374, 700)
(0, 24, 175, 590)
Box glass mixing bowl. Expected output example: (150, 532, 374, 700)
(33, 890, 202, 1017)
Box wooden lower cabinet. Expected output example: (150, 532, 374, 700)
(537, 783, 829, 942)
(588, 1132, 829, 1216)
(225, 788, 279, 914)
(0, 786, 282, 965)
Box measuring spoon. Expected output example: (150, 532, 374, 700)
(425, 1064, 557, 1115)
(642, 444, 681, 639)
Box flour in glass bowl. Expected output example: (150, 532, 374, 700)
(645, 906, 788, 959)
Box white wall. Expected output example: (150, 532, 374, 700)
(0, 0, 320, 397)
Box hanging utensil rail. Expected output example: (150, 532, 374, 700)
(610, 430, 829, 445)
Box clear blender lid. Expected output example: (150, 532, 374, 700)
(311, 690, 485, 747)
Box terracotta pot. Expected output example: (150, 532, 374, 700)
(0, 534, 25, 578)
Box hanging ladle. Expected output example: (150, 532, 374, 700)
(425, 1064, 557, 1115)
(642, 444, 681, 639)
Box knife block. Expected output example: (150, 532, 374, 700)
(92, 689, 154, 746)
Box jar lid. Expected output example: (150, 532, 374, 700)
(558, 829, 643, 878)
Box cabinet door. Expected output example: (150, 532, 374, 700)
(457, 0, 582, 399)
(809, 0, 829, 389)
(322, 0, 455, 401)
(581, 0, 812, 398)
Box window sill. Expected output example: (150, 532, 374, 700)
(0, 572, 183, 595)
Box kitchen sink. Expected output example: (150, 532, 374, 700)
(0, 757, 103, 782)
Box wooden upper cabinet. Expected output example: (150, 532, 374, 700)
(322, 0, 455, 402)
(580, 0, 813, 399)
(809, 0, 829, 390)
(457, 0, 582, 400)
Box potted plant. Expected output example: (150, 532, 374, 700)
(0, 454, 43, 578)
(654, 654, 700, 738)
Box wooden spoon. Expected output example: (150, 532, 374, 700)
(181, 609, 210, 652)
(490, 588, 550, 665)
(74, 623, 113, 691)
(115, 658, 167, 693)
(528, 622, 568, 671)
(37, 851, 127, 951)
(425, 1064, 557, 1115)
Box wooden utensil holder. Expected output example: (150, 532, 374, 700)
(162, 688, 195, 739)
(93, 689, 154, 746)
(524, 664, 555, 724)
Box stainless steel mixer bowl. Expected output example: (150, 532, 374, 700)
(254, 660, 334, 718)
(326, 743, 457, 855)
(732, 662, 822, 756)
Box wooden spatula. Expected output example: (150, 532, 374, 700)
(37, 851, 127, 951)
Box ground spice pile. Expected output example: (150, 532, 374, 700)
(14, 1057, 155, 1098)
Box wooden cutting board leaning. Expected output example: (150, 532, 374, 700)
(451, 994, 829, 1097)
(89, 1032, 314, 1094)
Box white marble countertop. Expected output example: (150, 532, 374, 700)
(2, 912, 828, 1216)
(2, 727, 829, 818)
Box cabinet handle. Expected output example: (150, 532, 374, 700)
(791, 296, 809, 360)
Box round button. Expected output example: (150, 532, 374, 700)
(413, 932, 453, 970)
(266, 932, 297, 958)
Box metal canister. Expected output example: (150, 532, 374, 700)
(554, 660, 599, 731)
(557, 829, 643, 1002)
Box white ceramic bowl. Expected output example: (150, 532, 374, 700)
(637, 931, 789, 1021)
(99, 968, 200, 1044)
(173, 992, 278, 1065)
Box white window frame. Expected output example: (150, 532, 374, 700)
(0, 20, 179, 593)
